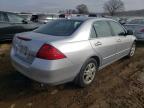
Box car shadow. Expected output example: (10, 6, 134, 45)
(0, 71, 46, 101)
(0, 40, 12, 45)
(136, 41, 144, 47)
(0, 70, 78, 102)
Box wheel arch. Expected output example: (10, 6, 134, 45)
(89, 55, 101, 68)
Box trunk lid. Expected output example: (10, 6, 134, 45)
(13, 32, 67, 63)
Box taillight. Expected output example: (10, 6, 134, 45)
(140, 28, 144, 33)
(36, 44, 66, 60)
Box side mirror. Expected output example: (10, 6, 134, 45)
(119, 32, 126, 36)
(22, 19, 28, 24)
(119, 21, 125, 25)
(126, 30, 133, 35)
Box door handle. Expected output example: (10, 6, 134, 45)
(117, 39, 121, 42)
(95, 41, 102, 46)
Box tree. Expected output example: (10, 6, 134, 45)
(76, 4, 89, 14)
(103, 0, 125, 16)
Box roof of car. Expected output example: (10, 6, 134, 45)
(0, 11, 17, 14)
(68, 17, 114, 22)
(69, 17, 93, 21)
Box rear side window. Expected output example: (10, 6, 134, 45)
(93, 21, 112, 37)
(0, 13, 7, 22)
(109, 21, 125, 36)
(90, 26, 97, 38)
(35, 20, 83, 36)
(0, 13, 4, 22)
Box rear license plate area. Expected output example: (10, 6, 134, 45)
(16, 45, 28, 57)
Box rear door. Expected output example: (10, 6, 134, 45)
(89, 20, 118, 66)
(0, 12, 13, 40)
(108, 21, 132, 58)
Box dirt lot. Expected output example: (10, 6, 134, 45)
(0, 42, 144, 108)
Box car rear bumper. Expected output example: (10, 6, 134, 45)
(11, 48, 79, 85)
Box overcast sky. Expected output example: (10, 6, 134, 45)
(0, 0, 144, 13)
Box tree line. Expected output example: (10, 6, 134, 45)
(59, 0, 125, 16)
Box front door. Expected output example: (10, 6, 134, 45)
(108, 21, 132, 58)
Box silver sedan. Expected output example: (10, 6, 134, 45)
(11, 18, 136, 87)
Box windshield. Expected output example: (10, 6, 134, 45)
(35, 19, 83, 36)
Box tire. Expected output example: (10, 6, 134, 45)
(127, 42, 136, 58)
(75, 58, 98, 87)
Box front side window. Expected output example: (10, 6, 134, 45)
(7, 13, 23, 23)
(109, 21, 125, 36)
(35, 20, 83, 36)
(93, 21, 112, 37)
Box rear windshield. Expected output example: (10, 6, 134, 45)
(35, 19, 83, 36)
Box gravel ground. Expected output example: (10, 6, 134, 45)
(0, 42, 144, 108)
